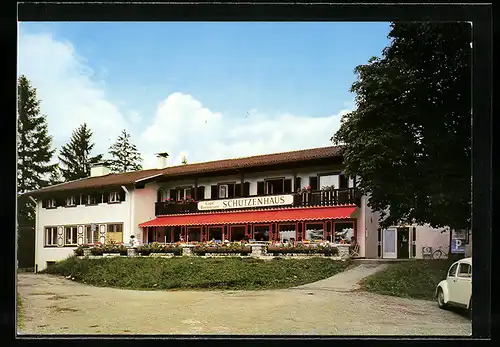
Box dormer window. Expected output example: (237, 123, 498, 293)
(109, 191, 120, 203)
(66, 196, 76, 207)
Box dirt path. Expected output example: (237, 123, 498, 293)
(17, 270, 471, 336)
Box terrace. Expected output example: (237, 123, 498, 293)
(155, 187, 361, 216)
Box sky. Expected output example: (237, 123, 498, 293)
(18, 22, 391, 169)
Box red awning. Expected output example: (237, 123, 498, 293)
(139, 205, 357, 227)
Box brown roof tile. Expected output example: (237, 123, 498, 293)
(26, 145, 342, 196)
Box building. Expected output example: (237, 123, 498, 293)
(24, 146, 450, 271)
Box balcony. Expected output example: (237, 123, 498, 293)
(155, 188, 361, 216)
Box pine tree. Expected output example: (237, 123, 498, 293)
(107, 129, 143, 173)
(17, 75, 58, 224)
(181, 156, 188, 165)
(58, 123, 103, 181)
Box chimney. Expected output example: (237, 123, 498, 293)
(90, 163, 111, 177)
(156, 152, 169, 169)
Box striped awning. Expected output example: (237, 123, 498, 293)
(139, 205, 357, 227)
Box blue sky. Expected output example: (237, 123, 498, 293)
(18, 22, 391, 168)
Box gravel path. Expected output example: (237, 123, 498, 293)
(17, 266, 471, 336)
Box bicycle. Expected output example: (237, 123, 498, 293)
(432, 245, 449, 259)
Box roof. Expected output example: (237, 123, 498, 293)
(26, 145, 343, 196)
(139, 205, 357, 227)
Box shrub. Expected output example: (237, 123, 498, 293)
(40, 257, 353, 291)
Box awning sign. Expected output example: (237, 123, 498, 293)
(198, 194, 294, 211)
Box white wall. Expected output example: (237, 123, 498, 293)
(414, 225, 450, 259)
(133, 183, 158, 242)
(35, 196, 130, 271)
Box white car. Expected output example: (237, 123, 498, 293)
(435, 257, 472, 316)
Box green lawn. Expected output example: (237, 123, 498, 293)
(40, 256, 353, 291)
(360, 259, 456, 301)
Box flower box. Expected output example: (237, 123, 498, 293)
(103, 253, 120, 257)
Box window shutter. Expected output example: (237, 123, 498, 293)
(42, 199, 47, 208)
(339, 174, 348, 189)
(81, 194, 87, 205)
(284, 179, 292, 193)
(169, 189, 176, 200)
(257, 181, 265, 195)
(211, 185, 218, 199)
(119, 190, 126, 201)
(197, 186, 205, 201)
(309, 176, 318, 191)
(190, 187, 196, 200)
(228, 184, 235, 198)
(103, 191, 109, 203)
(234, 184, 241, 198)
(243, 182, 250, 197)
(156, 189, 162, 202)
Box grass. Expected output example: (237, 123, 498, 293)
(360, 259, 456, 301)
(17, 292, 23, 330)
(40, 256, 353, 291)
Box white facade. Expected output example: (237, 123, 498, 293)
(35, 188, 132, 271)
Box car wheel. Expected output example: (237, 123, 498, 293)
(437, 288, 447, 309)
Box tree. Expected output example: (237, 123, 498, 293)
(17, 75, 58, 224)
(181, 156, 188, 165)
(107, 129, 143, 173)
(332, 22, 471, 232)
(58, 123, 103, 181)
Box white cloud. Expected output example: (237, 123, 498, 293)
(140, 94, 349, 168)
(18, 32, 349, 171)
(17, 32, 130, 160)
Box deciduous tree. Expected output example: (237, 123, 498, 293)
(332, 22, 471, 232)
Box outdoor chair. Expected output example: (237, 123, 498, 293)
(350, 243, 360, 258)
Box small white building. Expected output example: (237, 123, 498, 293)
(24, 146, 455, 272)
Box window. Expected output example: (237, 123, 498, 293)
(219, 184, 228, 199)
(230, 226, 246, 241)
(184, 188, 192, 199)
(107, 224, 123, 243)
(264, 178, 292, 195)
(87, 194, 98, 205)
(208, 227, 223, 241)
(448, 263, 459, 277)
(187, 227, 201, 242)
(45, 227, 57, 246)
(85, 225, 100, 244)
(253, 225, 270, 241)
(66, 196, 76, 207)
(46, 198, 56, 208)
(334, 222, 355, 243)
(279, 224, 296, 242)
(305, 223, 325, 241)
(109, 191, 120, 203)
(458, 263, 472, 278)
(64, 226, 78, 246)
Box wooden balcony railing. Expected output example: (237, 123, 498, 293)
(155, 188, 360, 216)
(293, 188, 360, 207)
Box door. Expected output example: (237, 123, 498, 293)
(454, 262, 472, 306)
(382, 228, 397, 258)
(446, 262, 460, 303)
(397, 227, 410, 259)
